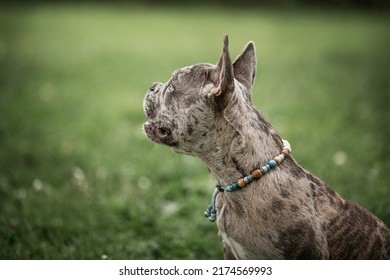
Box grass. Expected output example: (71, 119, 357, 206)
(0, 4, 389, 259)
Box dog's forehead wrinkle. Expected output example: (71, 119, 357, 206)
(174, 66, 192, 78)
(173, 64, 211, 84)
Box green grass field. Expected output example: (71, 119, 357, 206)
(0, 4, 389, 259)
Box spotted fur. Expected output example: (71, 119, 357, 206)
(143, 35, 390, 259)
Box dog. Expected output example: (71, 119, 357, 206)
(143, 35, 390, 259)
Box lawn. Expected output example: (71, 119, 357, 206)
(0, 4, 389, 259)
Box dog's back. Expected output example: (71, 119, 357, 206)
(311, 176, 390, 259)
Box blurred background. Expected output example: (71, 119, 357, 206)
(0, 0, 389, 259)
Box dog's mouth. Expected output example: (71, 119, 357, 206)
(143, 122, 177, 147)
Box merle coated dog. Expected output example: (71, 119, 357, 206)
(143, 35, 390, 259)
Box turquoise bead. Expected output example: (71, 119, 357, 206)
(232, 181, 239, 190)
(244, 175, 252, 184)
(261, 165, 269, 173)
(268, 160, 277, 168)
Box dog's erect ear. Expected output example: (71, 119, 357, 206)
(209, 35, 234, 98)
(233, 41, 256, 90)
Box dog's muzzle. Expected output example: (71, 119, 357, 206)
(143, 122, 175, 146)
(143, 82, 177, 147)
(143, 82, 163, 119)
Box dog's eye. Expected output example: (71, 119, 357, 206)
(166, 84, 174, 93)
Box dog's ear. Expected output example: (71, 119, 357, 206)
(233, 41, 256, 90)
(208, 35, 235, 98)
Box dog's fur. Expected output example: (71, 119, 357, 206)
(143, 35, 390, 259)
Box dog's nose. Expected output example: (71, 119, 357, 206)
(149, 82, 162, 93)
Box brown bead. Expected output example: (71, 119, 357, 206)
(274, 156, 282, 164)
(251, 169, 262, 179)
(237, 178, 246, 188)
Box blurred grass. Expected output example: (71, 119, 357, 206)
(0, 4, 389, 259)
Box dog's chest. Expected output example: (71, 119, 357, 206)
(215, 203, 247, 259)
(216, 200, 285, 260)
(218, 228, 249, 259)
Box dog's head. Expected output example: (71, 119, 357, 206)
(143, 35, 257, 155)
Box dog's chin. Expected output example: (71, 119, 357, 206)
(171, 147, 194, 156)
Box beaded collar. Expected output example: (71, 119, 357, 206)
(204, 140, 292, 222)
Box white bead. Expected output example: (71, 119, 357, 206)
(282, 139, 292, 153)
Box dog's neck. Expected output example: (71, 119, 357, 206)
(195, 92, 283, 186)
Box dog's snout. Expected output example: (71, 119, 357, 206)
(143, 91, 156, 119)
(144, 83, 163, 119)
